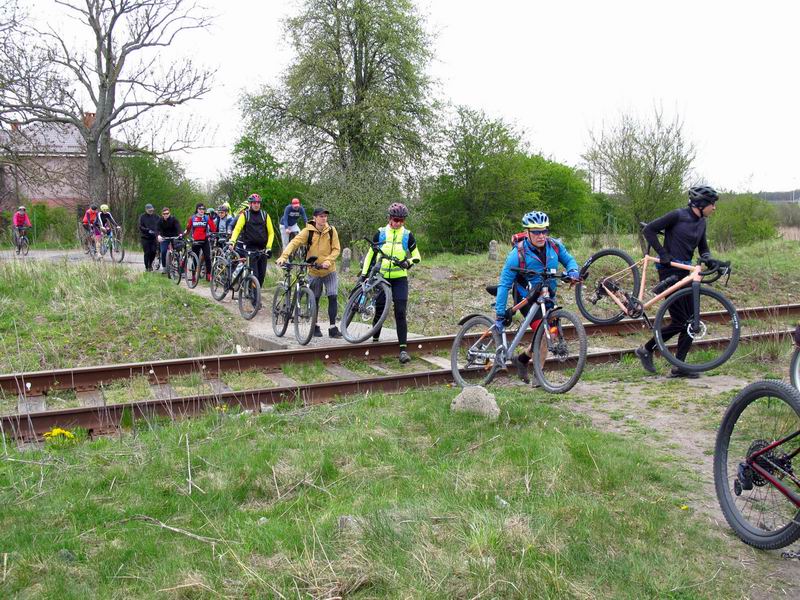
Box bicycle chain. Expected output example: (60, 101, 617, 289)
(781, 548, 800, 560)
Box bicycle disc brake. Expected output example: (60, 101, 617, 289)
(686, 320, 708, 340)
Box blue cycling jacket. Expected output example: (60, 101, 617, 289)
(495, 237, 579, 317)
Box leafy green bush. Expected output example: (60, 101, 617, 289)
(707, 194, 778, 250)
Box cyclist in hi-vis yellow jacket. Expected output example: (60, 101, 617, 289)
(360, 202, 422, 364)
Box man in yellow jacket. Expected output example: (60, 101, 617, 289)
(360, 202, 421, 363)
(276, 207, 342, 338)
(228, 193, 275, 287)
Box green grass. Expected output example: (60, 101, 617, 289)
(102, 376, 154, 405)
(282, 359, 335, 383)
(222, 369, 275, 391)
(0, 386, 752, 598)
(0, 260, 242, 372)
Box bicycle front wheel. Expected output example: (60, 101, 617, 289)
(168, 251, 182, 285)
(20, 239, 29, 256)
(210, 258, 230, 301)
(575, 249, 641, 325)
(271, 282, 291, 336)
(714, 380, 800, 549)
(185, 252, 200, 289)
(294, 286, 317, 345)
(341, 280, 392, 343)
(238, 274, 261, 320)
(450, 315, 502, 388)
(653, 286, 739, 373)
(532, 309, 588, 394)
(111, 238, 125, 263)
(792, 348, 800, 391)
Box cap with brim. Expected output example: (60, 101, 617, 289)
(313, 207, 329, 216)
(145, 203, 154, 210)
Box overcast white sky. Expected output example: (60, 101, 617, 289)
(34, 0, 800, 191)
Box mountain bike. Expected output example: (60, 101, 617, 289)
(451, 269, 588, 393)
(210, 245, 237, 302)
(164, 236, 188, 285)
(272, 256, 318, 345)
(98, 226, 125, 263)
(714, 379, 800, 550)
(791, 325, 800, 391)
(231, 248, 267, 320)
(15, 226, 30, 256)
(575, 249, 738, 373)
(340, 239, 409, 343)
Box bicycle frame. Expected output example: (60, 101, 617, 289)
(600, 255, 704, 328)
(745, 431, 800, 509)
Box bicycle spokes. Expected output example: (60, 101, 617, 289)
(451, 316, 501, 387)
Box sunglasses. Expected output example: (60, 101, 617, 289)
(162, 211, 170, 215)
(528, 229, 549, 236)
(390, 217, 405, 224)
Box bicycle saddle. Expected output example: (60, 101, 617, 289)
(485, 285, 498, 296)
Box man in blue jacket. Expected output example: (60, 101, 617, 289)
(495, 211, 581, 383)
(280, 198, 308, 249)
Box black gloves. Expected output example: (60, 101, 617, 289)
(358, 274, 367, 283)
(659, 254, 673, 266)
(266, 249, 272, 259)
(399, 259, 412, 269)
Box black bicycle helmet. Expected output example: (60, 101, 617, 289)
(388, 202, 409, 218)
(688, 186, 719, 208)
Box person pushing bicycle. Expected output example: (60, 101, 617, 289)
(635, 186, 720, 378)
(228, 194, 274, 287)
(496, 211, 580, 383)
(359, 202, 421, 364)
(276, 207, 342, 339)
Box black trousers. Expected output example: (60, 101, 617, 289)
(239, 246, 267, 286)
(192, 240, 211, 275)
(373, 277, 409, 347)
(141, 238, 158, 270)
(645, 267, 693, 361)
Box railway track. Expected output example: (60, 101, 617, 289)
(2, 304, 798, 441)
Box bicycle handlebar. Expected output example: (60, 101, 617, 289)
(510, 267, 579, 283)
(698, 258, 732, 283)
(362, 237, 407, 267)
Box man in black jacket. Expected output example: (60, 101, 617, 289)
(635, 186, 719, 378)
(138, 203, 160, 271)
(156, 206, 181, 274)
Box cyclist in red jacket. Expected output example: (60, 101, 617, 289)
(184, 203, 217, 280)
(12, 206, 31, 247)
(82, 204, 102, 255)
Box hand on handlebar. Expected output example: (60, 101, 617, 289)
(275, 256, 287, 266)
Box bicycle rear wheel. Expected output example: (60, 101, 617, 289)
(210, 258, 230, 301)
(341, 280, 392, 343)
(532, 309, 588, 393)
(653, 286, 739, 373)
(294, 286, 317, 345)
(238, 274, 261, 320)
(714, 380, 800, 549)
(792, 348, 800, 392)
(271, 282, 291, 336)
(185, 252, 200, 289)
(450, 315, 502, 387)
(110, 237, 125, 263)
(575, 249, 641, 325)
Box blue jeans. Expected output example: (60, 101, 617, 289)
(160, 240, 172, 268)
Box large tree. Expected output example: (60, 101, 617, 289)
(583, 110, 696, 251)
(0, 0, 213, 205)
(243, 0, 435, 174)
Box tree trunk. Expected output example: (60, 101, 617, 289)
(86, 138, 108, 205)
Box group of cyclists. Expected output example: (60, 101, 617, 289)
(40, 183, 720, 368)
(80, 203, 122, 257)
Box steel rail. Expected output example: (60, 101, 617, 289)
(2, 328, 794, 442)
(2, 303, 798, 397)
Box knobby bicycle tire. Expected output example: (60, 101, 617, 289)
(713, 379, 800, 549)
(575, 248, 641, 325)
(294, 286, 317, 345)
(341, 280, 392, 343)
(450, 314, 502, 388)
(653, 286, 739, 373)
(210, 258, 230, 301)
(238, 274, 261, 320)
(168, 251, 182, 285)
(111, 237, 125, 263)
(791, 348, 800, 392)
(532, 309, 588, 394)
(271, 282, 291, 337)
(185, 252, 200, 289)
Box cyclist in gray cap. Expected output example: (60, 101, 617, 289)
(138, 203, 160, 271)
